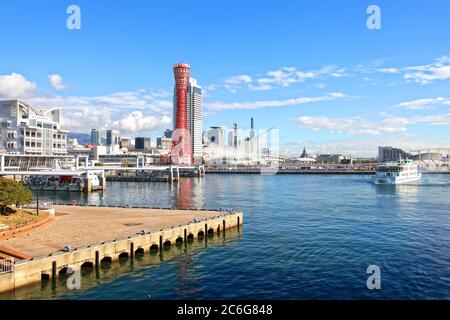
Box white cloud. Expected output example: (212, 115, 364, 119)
(297, 116, 408, 135)
(111, 111, 171, 132)
(297, 113, 450, 136)
(223, 75, 252, 93)
(224, 75, 252, 85)
(47, 74, 68, 90)
(205, 92, 347, 111)
(0, 73, 36, 98)
(215, 65, 348, 93)
(376, 68, 400, 74)
(61, 106, 111, 133)
(396, 97, 450, 110)
(413, 113, 450, 126)
(404, 56, 450, 84)
(256, 65, 347, 89)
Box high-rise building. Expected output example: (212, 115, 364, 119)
(90, 129, 101, 145)
(106, 129, 120, 146)
(135, 137, 151, 151)
(186, 78, 203, 160)
(164, 129, 173, 139)
(250, 117, 255, 140)
(172, 64, 203, 164)
(0, 99, 67, 155)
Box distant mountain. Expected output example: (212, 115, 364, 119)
(68, 132, 107, 145)
(68, 132, 91, 145)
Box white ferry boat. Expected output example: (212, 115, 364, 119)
(372, 159, 422, 185)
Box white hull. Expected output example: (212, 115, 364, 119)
(372, 173, 422, 185)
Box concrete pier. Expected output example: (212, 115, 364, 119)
(0, 205, 243, 294)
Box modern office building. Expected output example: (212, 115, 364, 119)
(106, 129, 120, 146)
(250, 117, 255, 140)
(0, 99, 68, 155)
(164, 129, 173, 139)
(90, 129, 101, 145)
(173, 64, 203, 164)
(187, 77, 203, 160)
(135, 137, 151, 151)
(378, 146, 411, 162)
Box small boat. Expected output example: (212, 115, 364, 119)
(372, 159, 422, 185)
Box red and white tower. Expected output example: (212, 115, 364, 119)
(171, 63, 193, 165)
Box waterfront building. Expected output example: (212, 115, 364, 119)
(297, 147, 317, 163)
(106, 129, 120, 147)
(135, 137, 151, 151)
(90, 129, 101, 145)
(378, 146, 411, 162)
(172, 64, 203, 164)
(98, 153, 154, 167)
(317, 154, 352, 164)
(0, 99, 67, 155)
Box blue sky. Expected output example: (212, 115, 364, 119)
(1, 0, 450, 156)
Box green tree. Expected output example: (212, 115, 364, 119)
(0, 178, 33, 214)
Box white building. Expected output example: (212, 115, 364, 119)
(0, 99, 67, 155)
(207, 126, 225, 146)
(173, 77, 203, 163)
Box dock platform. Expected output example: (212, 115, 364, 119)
(0, 205, 243, 294)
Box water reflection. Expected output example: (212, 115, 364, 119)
(373, 181, 421, 208)
(171, 178, 203, 209)
(32, 177, 206, 210)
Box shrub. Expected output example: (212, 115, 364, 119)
(0, 178, 33, 214)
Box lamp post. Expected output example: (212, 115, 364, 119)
(36, 183, 39, 215)
(35, 178, 45, 216)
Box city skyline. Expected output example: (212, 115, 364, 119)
(0, 1, 450, 156)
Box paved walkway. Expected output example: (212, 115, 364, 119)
(0, 205, 221, 258)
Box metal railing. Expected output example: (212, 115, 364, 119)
(0, 258, 14, 274)
(23, 201, 54, 211)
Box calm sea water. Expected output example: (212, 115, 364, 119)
(2, 173, 450, 300)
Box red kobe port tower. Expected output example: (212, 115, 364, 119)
(171, 63, 193, 165)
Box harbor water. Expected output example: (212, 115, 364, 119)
(2, 173, 450, 300)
